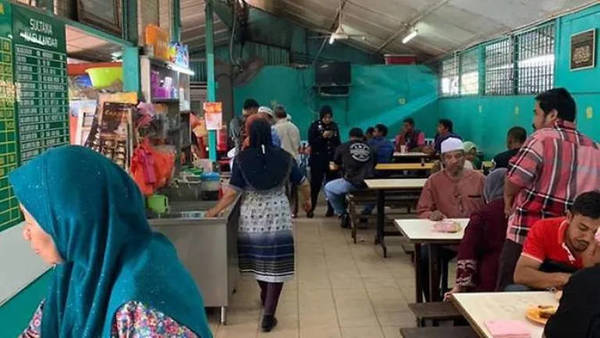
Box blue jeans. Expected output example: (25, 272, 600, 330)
(324, 178, 357, 216)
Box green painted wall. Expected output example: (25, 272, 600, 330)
(438, 96, 535, 158)
(234, 64, 439, 141)
(438, 4, 600, 159)
(0, 271, 51, 337)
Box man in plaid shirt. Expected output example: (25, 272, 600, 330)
(497, 88, 600, 290)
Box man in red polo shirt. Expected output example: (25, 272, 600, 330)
(513, 191, 600, 290)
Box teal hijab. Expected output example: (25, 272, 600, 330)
(9, 146, 212, 338)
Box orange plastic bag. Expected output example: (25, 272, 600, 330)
(131, 140, 175, 195)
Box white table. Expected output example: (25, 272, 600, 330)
(364, 179, 427, 258)
(365, 178, 427, 190)
(395, 218, 469, 302)
(393, 152, 430, 157)
(395, 218, 469, 243)
(452, 292, 558, 338)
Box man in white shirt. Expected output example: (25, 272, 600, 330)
(273, 105, 300, 159)
(273, 105, 302, 217)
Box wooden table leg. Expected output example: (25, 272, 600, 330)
(376, 190, 387, 257)
(428, 244, 441, 302)
(414, 243, 423, 303)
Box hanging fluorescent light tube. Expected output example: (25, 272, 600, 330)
(402, 30, 417, 44)
(329, 35, 335, 45)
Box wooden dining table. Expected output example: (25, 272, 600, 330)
(375, 163, 434, 171)
(395, 218, 469, 303)
(364, 178, 427, 258)
(392, 151, 433, 163)
(451, 291, 558, 338)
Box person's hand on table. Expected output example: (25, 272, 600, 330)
(443, 285, 463, 301)
(429, 210, 446, 221)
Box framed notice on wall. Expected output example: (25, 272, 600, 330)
(570, 29, 596, 71)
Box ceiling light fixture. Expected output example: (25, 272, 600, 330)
(402, 29, 418, 44)
(329, 35, 335, 45)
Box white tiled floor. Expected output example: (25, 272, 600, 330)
(207, 208, 424, 338)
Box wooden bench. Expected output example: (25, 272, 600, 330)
(408, 302, 464, 327)
(400, 326, 477, 338)
(346, 191, 418, 244)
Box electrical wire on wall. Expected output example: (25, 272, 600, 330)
(229, 0, 244, 70)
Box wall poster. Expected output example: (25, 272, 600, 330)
(570, 29, 596, 71)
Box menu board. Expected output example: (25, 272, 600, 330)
(13, 5, 68, 164)
(0, 2, 19, 230)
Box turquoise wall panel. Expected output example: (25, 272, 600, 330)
(555, 5, 600, 94)
(234, 65, 439, 141)
(0, 271, 51, 337)
(437, 4, 600, 159)
(438, 96, 536, 158)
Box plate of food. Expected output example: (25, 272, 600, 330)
(432, 220, 462, 233)
(526, 305, 557, 325)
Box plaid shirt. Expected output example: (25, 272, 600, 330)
(507, 120, 600, 244)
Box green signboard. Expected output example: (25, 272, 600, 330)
(0, 1, 19, 230)
(12, 4, 68, 165)
(0, 3, 69, 230)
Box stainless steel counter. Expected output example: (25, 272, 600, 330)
(148, 200, 239, 324)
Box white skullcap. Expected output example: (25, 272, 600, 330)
(441, 137, 464, 154)
(258, 106, 274, 117)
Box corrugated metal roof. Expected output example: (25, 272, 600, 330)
(181, 0, 599, 60)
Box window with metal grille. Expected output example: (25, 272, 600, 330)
(460, 49, 479, 95)
(516, 24, 555, 95)
(440, 57, 459, 96)
(485, 39, 514, 95)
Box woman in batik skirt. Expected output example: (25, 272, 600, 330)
(207, 118, 311, 332)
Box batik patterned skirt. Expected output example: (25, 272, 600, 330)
(238, 188, 295, 283)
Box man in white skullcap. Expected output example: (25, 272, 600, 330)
(416, 137, 485, 301)
(417, 137, 485, 221)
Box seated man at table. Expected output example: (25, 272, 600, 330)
(492, 126, 527, 170)
(424, 119, 461, 156)
(368, 124, 394, 164)
(417, 138, 485, 301)
(512, 191, 600, 291)
(418, 137, 485, 220)
(324, 128, 376, 228)
(395, 117, 425, 152)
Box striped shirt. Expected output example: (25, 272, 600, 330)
(506, 120, 600, 244)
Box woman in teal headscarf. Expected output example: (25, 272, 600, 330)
(11, 146, 212, 338)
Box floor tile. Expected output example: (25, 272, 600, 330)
(341, 326, 384, 338)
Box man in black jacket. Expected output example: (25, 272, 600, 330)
(307, 105, 341, 218)
(491, 126, 527, 170)
(324, 128, 376, 228)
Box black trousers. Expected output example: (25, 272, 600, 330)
(309, 156, 338, 213)
(496, 239, 523, 291)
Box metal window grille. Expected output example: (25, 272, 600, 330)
(516, 24, 555, 95)
(460, 49, 479, 95)
(440, 56, 459, 96)
(485, 39, 514, 95)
